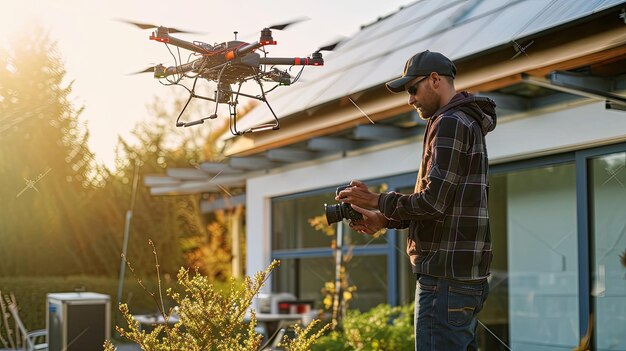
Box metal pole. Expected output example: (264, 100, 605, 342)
(231, 204, 243, 279)
(116, 161, 141, 308)
(331, 221, 344, 329)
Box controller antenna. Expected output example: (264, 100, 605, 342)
(234, 31, 238, 40)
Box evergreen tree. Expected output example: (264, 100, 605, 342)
(0, 27, 101, 275)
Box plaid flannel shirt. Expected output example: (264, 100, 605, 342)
(379, 93, 497, 280)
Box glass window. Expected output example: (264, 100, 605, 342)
(346, 254, 388, 311)
(589, 152, 626, 350)
(271, 183, 390, 311)
(272, 185, 386, 250)
(273, 256, 334, 307)
(273, 254, 388, 312)
(272, 191, 336, 250)
(482, 163, 579, 350)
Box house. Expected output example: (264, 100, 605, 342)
(146, 0, 626, 349)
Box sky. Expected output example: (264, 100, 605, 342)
(0, 0, 412, 170)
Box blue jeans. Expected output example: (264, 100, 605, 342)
(414, 274, 489, 351)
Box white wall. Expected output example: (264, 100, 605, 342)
(246, 101, 626, 286)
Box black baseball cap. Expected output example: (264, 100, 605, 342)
(385, 50, 457, 93)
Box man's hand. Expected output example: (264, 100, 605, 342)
(348, 204, 388, 235)
(335, 180, 380, 210)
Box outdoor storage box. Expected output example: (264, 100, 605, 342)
(46, 292, 111, 351)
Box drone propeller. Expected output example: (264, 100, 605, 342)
(267, 17, 310, 30)
(128, 66, 155, 75)
(315, 37, 345, 53)
(240, 17, 310, 41)
(117, 19, 203, 34)
(127, 63, 165, 76)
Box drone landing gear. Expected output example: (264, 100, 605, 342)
(175, 65, 280, 135)
(175, 65, 226, 127)
(228, 77, 279, 135)
(175, 77, 218, 127)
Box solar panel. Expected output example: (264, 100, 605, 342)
(223, 0, 626, 138)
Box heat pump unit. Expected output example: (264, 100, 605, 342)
(46, 292, 110, 351)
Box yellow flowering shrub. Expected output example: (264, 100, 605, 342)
(105, 258, 328, 350)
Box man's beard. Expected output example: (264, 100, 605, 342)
(413, 90, 439, 119)
(415, 105, 434, 120)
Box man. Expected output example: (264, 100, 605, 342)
(336, 50, 497, 350)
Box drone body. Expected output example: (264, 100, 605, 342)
(128, 20, 328, 135)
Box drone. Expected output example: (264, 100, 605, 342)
(126, 19, 335, 135)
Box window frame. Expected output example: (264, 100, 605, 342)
(270, 173, 416, 306)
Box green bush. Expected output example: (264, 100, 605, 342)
(105, 260, 329, 351)
(313, 303, 414, 351)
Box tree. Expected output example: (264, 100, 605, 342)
(0, 27, 101, 275)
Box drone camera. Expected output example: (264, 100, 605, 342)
(213, 81, 234, 103)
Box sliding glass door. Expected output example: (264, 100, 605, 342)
(589, 151, 626, 350)
(486, 162, 579, 350)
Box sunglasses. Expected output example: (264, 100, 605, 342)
(407, 76, 429, 95)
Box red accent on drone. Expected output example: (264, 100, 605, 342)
(149, 35, 170, 43)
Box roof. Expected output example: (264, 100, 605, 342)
(224, 0, 626, 137)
